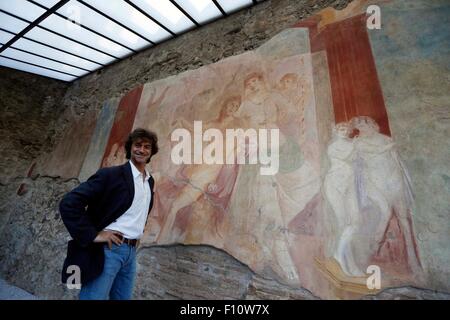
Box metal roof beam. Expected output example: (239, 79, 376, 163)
(0, 9, 119, 59)
(4, 43, 90, 72)
(211, 0, 227, 16)
(0, 53, 79, 77)
(124, 0, 176, 36)
(0, 27, 104, 66)
(27, 0, 137, 53)
(169, 0, 200, 27)
(76, 0, 155, 45)
(0, 0, 70, 54)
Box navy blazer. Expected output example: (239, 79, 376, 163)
(59, 162, 155, 285)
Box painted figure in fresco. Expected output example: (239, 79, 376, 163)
(274, 72, 320, 226)
(324, 122, 363, 276)
(276, 73, 304, 140)
(351, 116, 421, 274)
(324, 116, 422, 278)
(236, 72, 280, 128)
(278, 73, 304, 106)
(154, 95, 243, 245)
(227, 72, 300, 284)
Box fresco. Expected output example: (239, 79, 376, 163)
(367, 0, 450, 292)
(101, 85, 143, 169)
(71, 0, 449, 299)
(79, 97, 120, 182)
(33, 109, 97, 179)
(129, 34, 323, 289)
(322, 117, 422, 291)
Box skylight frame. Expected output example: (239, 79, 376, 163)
(0, 0, 266, 82)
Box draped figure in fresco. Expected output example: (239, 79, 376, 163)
(154, 95, 243, 246)
(274, 72, 320, 228)
(351, 116, 422, 274)
(324, 116, 422, 278)
(227, 72, 301, 284)
(276, 73, 308, 140)
(324, 122, 363, 276)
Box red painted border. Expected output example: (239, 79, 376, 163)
(101, 85, 144, 167)
(295, 14, 391, 136)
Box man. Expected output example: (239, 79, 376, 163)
(60, 128, 158, 300)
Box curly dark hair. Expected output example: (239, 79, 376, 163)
(125, 128, 159, 163)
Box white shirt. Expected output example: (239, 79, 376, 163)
(105, 161, 152, 239)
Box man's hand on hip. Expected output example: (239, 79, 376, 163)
(94, 230, 123, 249)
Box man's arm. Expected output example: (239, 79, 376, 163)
(59, 169, 108, 247)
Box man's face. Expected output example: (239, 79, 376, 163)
(131, 138, 152, 165)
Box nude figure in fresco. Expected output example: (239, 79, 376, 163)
(351, 116, 422, 275)
(323, 117, 422, 279)
(155, 96, 243, 246)
(324, 122, 363, 276)
(226, 72, 300, 284)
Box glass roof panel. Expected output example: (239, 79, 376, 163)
(26, 26, 115, 65)
(0, 0, 262, 80)
(0, 30, 15, 44)
(130, 0, 195, 34)
(0, 56, 77, 81)
(13, 37, 100, 71)
(1, 47, 88, 77)
(175, 0, 222, 24)
(0, 0, 46, 23)
(31, 0, 60, 8)
(82, 0, 172, 43)
(57, 0, 150, 51)
(216, 0, 253, 14)
(0, 11, 29, 34)
(39, 14, 132, 58)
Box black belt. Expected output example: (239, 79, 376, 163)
(116, 235, 138, 247)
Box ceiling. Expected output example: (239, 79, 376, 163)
(0, 0, 265, 82)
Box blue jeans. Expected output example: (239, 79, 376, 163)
(79, 243, 136, 300)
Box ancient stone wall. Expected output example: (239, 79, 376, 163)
(0, 67, 68, 183)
